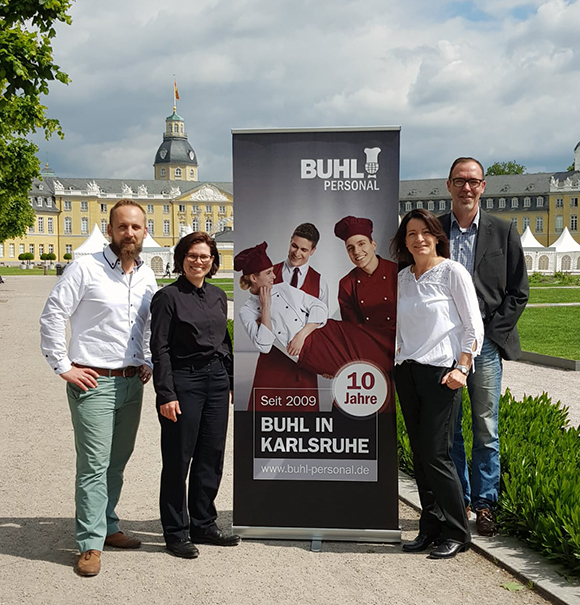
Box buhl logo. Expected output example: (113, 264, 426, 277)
(300, 147, 381, 191)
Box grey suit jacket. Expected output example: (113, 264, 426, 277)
(439, 210, 529, 360)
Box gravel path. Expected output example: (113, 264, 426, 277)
(0, 276, 554, 604)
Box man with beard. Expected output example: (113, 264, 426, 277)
(40, 199, 157, 577)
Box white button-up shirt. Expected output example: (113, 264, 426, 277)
(280, 259, 329, 306)
(40, 246, 158, 374)
(395, 259, 484, 368)
(240, 282, 327, 355)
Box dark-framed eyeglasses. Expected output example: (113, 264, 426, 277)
(451, 178, 484, 188)
(185, 254, 213, 263)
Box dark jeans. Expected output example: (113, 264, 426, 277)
(394, 361, 470, 543)
(158, 358, 230, 544)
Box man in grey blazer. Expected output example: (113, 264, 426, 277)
(439, 157, 529, 536)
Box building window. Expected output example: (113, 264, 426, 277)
(536, 216, 543, 233)
(48, 244, 54, 254)
(179, 221, 185, 233)
(38, 217, 44, 233)
(178, 204, 186, 212)
(205, 205, 212, 213)
(192, 218, 199, 231)
(571, 215, 578, 231)
(561, 255, 571, 271)
(219, 205, 226, 214)
(101, 220, 107, 235)
(498, 198, 506, 209)
(0, 243, 3, 257)
(64, 217, 72, 234)
(160, 168, 166, 177)
(523, 217, 530, 230)
(147, 219, 154, 235)
(46, 197, 53, 208)
(38, 244, 44, 256)
(511, 217, 518, 228)
(81, 201, 88, 211)
(405, 202, 412, 212)
(64, 200, 72, 211)
(538, 255, 549, 270)
(100, 203, 107, 213)
(416, 201, 423, 209)
(536, 197, 544, 207)
(29, 244, 34, 255)
(36, 197, 42, 206)
(19, 244, 25, 254)
(556, 198, 563, 208)
(439, 200, 446, 211)
(163, 220, 170, 235)
(205, 219, 213, 232)
(163, 204, 170, 214)
(192, 205, 199, 213)
(556, 215, 563, 233)
(511, 197, 518, 208)
(65, 244, 72, 255)
(486, 199, 493, 209)
(29, 223, 35, 234)
(47, 217, 54, 234)
(427, 201, 434, 211)
(175, 167, 182, 178)
(147, 204, 154, 214)
(571, 197, 579, 208)
(81, 217, 88, 234)
(189, 168, 195, 178)
(523, 197, 531, 208)
(9, 244, 15, 258)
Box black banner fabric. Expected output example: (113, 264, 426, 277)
(232, 128, 401, 541)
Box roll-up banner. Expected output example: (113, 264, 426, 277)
(232, 128, 401, 542)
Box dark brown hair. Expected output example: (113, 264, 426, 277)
(173, 231, 220, 278)
(292, 223, 320, 247)
(109, 198, 146, 226)
(390, 209, 450, 268)
(448, 157, 485, 179)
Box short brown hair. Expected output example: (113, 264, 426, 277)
(109, 199, 146, 226)
(448, 157, 485, 179)
(173, 231, 220, 278)
(390, 209, 450, 268)
(292, 223, 320, 247)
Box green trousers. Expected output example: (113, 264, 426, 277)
(67, 375, 143, 552)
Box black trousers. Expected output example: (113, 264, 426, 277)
(158, 358, 230, 544)
(394, 361, 470, 543)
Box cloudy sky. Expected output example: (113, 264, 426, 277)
(34, 0, 580, 182)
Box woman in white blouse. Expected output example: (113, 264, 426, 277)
(391, 209, 484, 560)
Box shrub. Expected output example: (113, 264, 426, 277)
(63, 253, 72, 260)
(41, 253, 49, 261)
(47, 252, 56, 261)
(18, 252, 34, 262)
(397, 389, 580, 574)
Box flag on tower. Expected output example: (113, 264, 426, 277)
(174, 79, 180, 101)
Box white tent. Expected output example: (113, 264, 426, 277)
(551, 227, 580, 252)
(143, 232, 163, 248)
(73, 224, 109, 258)
(520, 226, 545, 249)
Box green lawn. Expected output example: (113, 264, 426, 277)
(529, 287, 580, 304)
(0, 266, 57, 275)
(157, 277, 233, 298)
(518, 306, 580, 359)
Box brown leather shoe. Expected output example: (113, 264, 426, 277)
(77, 550, 101, 576)
(105, 531, 141, 549)
(475, 507, 498, 536)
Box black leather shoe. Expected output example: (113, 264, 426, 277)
(429, 539, 470, 559)
(402, 533, 440, 552)
(166, 539, 199, 559)
(192, 528, 241, 547)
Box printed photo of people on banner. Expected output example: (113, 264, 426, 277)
(232, 128, 401, 541)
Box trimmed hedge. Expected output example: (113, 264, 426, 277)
(396, 389, 580, 574)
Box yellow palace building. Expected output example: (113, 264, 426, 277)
(0, 107, 234, 272)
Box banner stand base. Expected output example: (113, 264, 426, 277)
(311, 539, 322, 552)
(233, 525, 401, 543)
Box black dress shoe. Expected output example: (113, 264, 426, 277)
(192, 528, 241, 547)
(402, 533, 440, 552)
(429, 539, 470, 559)
(166, 539, 200, 559)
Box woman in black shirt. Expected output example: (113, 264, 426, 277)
(150, 231, 238, 559)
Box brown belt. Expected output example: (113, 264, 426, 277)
(73, 363, 139, 378)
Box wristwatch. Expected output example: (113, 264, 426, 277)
(455, 364, 470, 376)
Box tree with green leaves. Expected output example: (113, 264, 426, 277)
(485, 161, 526, 176)
(0, 0, 73, 243)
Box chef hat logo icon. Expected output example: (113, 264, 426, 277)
(364, 147, 381, 177)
